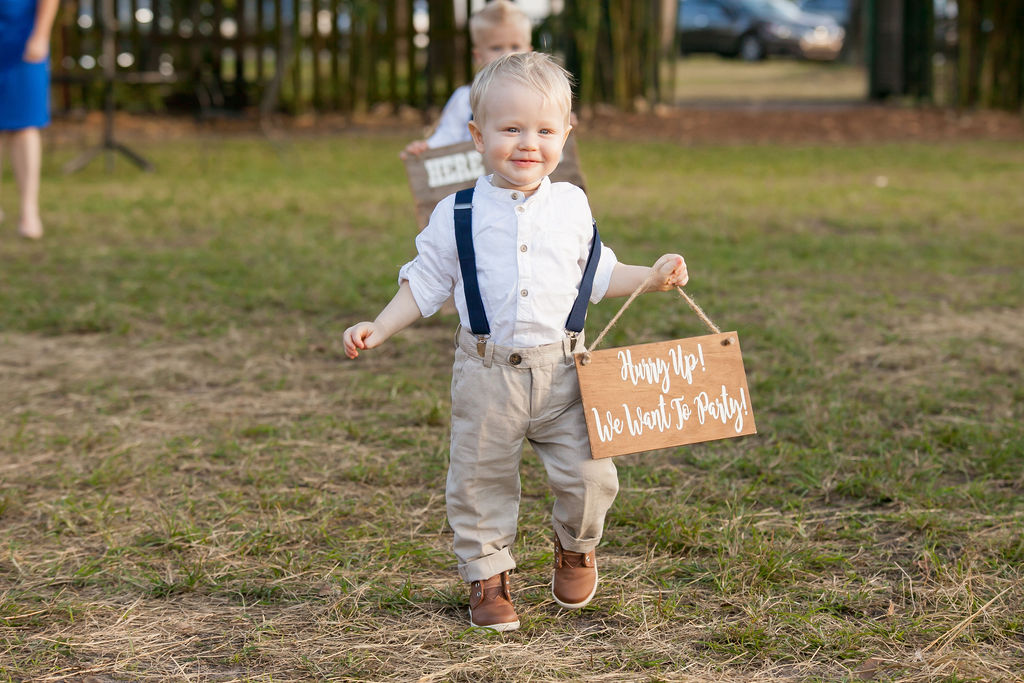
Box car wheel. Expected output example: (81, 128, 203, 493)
(739, 34, 765, 61)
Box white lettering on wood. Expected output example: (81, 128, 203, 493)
(576, 333, 756, 458)
(694, 385, 749, 432)
(424, 151, 485, 188)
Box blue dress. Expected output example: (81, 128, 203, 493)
(0, 0, 50, 131)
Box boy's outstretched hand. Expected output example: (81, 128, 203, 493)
(342, 282, 422, 359)
(650, 254, 689, 291)
(343, 322, 383, 359)
(606, 254, 690, 298)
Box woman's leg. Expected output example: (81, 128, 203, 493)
(11, 127, 43, 239)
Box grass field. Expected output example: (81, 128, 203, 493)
(669, 56, 867, 103)
(1, 130, 1023, 681)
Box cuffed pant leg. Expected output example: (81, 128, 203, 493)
(528, 358, 619, 554)
(447, 348, 531, 582)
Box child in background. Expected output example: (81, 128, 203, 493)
(346, 53, 689, 631)
(400, 0, 532, 159)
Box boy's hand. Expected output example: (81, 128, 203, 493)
(650, 254, 689, 291)
(400, 140, 429, 160)
(343, 282, 421, 358)
(343, 322, 383, 359)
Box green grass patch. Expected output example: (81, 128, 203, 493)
(0, 132, 1021, 680)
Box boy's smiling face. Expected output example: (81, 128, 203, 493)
(468, 78, 571, 196)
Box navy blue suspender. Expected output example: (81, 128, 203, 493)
(453, 188, 490, 339)
(564, 223, 601, 349)
(453, 186, 600, 353)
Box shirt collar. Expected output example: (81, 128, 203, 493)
(476, 175, 552, 205)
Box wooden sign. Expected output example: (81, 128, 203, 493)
(575, 332, 756, 459)
(404, 134, 587, 228)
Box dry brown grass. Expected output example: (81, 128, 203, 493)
(3, 130, 1023, 680)
(3, 310, 1023, 680)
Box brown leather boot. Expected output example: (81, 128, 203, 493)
(468, 571, 520, 631)
(552, 534, 598, 609)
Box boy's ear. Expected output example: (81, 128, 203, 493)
(468, 120, 485, 152)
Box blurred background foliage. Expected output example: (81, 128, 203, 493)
(50, 0, 1022, 116)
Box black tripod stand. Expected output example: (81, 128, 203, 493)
(64, 0, 154, 173)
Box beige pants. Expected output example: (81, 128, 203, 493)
(448, 327, 619, 582)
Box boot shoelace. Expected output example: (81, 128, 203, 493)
(476, 577, 508, 601)
(560, 549, 589, 568)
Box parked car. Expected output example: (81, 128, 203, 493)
(678, 0, 845, 61)
(797, 0, 851, 29)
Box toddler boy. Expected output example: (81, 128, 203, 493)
(345, 52, 688, 631)
(401, 0, 532, 159)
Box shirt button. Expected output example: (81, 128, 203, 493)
(520, 244, 528, 253)
(508, 353, 522, 366)
(516, 206, 525, 214)
(511, 192, 519, 200)
(521, 289, 528, 297)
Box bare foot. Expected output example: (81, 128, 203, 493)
(18, 216, 43, 240)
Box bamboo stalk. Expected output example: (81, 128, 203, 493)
(388, 0, 399, 109)
(330, 0, 340, 110)
(256, 0, 265, 84)
(406, 0, 418, 109)
(312, 0, 322, 109)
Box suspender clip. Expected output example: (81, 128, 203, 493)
(475, 334, 490, 357)
(565, 330, 580, 352)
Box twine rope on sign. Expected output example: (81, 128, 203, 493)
(580, 271, 723, 365)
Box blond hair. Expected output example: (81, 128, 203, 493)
(469, 0, 532, 46)
(470, 52, 573, 125)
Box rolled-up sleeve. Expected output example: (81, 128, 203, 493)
(561, 185, 618, 304)
(590, 242, 618, 303)
(425, 86, 472, 148)
(398, 196, 458, 317)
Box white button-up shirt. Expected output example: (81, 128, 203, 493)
(399, 175, 619, 347)
(425, 85, 472, 148)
